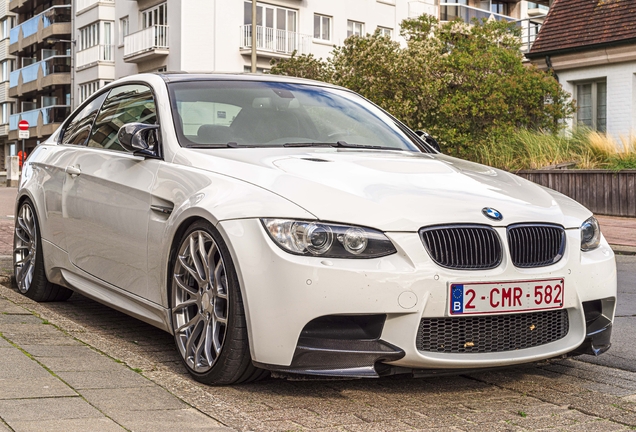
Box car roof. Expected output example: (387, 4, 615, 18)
(157, 72, 343, 89)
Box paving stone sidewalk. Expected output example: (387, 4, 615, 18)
(0, 292, 231, 432)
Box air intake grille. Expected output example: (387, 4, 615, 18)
(507, 224, 566, 268)
(420, 225, 502, 270)
(416, 310, 569, 353)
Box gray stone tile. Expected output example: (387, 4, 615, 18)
(111, 408, 231, 432)
(0, 337, 10, 347)
(3, 335, 81, 346)
(0, 314, 42, 325)
(56, 369, 153, 390)
(0, 348, 53, 379)
(9, 417, 125, 432)
(20, 345, 97, 358)
(82, 387, 186, 412)
(0, 397, 103, 422)
(37, 353, 125, 373)
(0, 299, 30, 315)
(0, 376, 76, 399)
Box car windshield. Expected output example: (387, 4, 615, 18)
(167, 80, 423, 151)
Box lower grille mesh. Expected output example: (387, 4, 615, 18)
(416, 310, 569, 353)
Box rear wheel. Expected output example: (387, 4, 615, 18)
(13, 200, 73, 302)
(171, 220, 267, 385)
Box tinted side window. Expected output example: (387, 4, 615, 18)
(88, 84, 157, 152)
(61, 92, 108, 145)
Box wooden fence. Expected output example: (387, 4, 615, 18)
(516, 170, 636, 218)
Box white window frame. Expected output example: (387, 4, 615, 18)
(377, 26, 393, 37)
(574, 79, 607, 133)
(1, 102, 13, 125)
(1, 60, 13, 82)
(314, 14, 332, 42)
(1, 17, 14, 40)
(78, 22, 100, 51)
(347, 20, 365, 38)
(79, 80, 101, 104)
(119, 16, 129, 46)
(142, 2, 167, 29)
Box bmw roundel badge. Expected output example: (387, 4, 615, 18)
(482, 207, 503, 221)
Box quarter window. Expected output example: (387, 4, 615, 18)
(314, 14, 331, 41)
(576, 80, 607, 132)
(88, 84, 157, 152)
(61, 92, 108, 146)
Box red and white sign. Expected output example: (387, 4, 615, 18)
(449, 278, 565, 315)
(18, 120, 29, 139)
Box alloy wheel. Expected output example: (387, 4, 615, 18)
(14, 203, 37, 293)
(172, 230, 229, 373)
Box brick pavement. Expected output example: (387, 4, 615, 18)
(2, 277, 636, 431)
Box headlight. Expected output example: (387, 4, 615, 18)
(261, 219, 397, 258)
(580, 216, 601, 251)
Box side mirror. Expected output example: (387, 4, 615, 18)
(415, 130, 441, 153)
(118, 123, 160, 157)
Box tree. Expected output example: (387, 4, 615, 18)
(270, 16, 574, 159)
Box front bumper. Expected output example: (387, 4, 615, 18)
(219, 219, 617, 376)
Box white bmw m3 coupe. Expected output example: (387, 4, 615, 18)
(14, 73, 616, 385)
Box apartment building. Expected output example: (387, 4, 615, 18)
(1, 0, 548, 164)
(0, 0, 14, 171)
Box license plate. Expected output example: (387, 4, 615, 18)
(449, 278, 564, 315)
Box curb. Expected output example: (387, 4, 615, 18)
(611, 245, 636, 255)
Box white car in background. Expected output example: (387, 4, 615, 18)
(14, 73, 616, 385)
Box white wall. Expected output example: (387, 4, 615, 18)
(558, 62, 636, 142)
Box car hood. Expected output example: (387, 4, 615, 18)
(176, 148, 591, 231)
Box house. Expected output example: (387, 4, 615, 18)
(526, 0, 636, 140)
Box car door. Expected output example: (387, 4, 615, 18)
(63, 84, 161, 299)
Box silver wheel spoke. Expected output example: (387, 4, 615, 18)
(14, 203, 37, 294)
(172, 228, 230, 373)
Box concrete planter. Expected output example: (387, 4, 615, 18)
(516, 170, 636, 217)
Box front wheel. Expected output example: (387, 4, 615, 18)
(171, 220, 267, 385)
(13, 199, 72, 302)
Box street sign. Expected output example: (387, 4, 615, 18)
(18, 119, 29, 139)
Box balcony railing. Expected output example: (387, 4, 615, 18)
(9, 55, 71, 88)
(408, 1, 438, 18)
(77, 0, 114, 13)
(124, 25, 169, 58)
(76, 45, 115, 68)
(516, 17, 546, 53)
(240, 25, 311, 56)
(439, 3, 516, 23)
(9, 105, 71, 131)
(10, 6, 72, 45)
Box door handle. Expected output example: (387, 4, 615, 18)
(65, 165, 81, 176)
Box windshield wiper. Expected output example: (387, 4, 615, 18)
(283, 141, 401, 151)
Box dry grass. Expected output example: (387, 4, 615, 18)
(471, 128, 636, 171)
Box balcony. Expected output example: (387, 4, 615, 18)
(8, 105, 71, 140)
(123, 25, 169, 63)
(239, 25, 311, 58)
(9, 55, 71, 98)
(408, 1, 438, 19)
(516, 16, 546, 53)
(9, 5, 72, 55)
(76, 0, 114, 15)
(439, 3, 515, 23)
(76, 45, 115, 70)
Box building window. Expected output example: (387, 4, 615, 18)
(79, 22, 100, 51)
(378, 26, 392, 37)
(142, 2, 167, 28)
(1, 17, 13, 40)
(79, 81, 101, 103)
(490, 1, 508, 15)
(576, 80, 607, 132)
(1, 103, 13, 125)
(347, 20, 364, 38)
(1, 60, 13, 82)
(314, 14, 331, 41)
(119, 16, 129, 44)
(243, 2, 297, 36)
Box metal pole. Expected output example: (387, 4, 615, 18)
(251, 0, 257, 73)
(21, 138, 24, 172)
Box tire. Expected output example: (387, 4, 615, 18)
(171, 220, 268, 385)
(13, 199, 73, 302)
